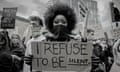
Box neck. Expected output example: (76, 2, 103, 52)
(47, 35, 70, 41)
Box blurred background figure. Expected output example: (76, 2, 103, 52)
(23, 16, 45, 72)
(10, 33, 25, 53)
(100, 40, 113, 72)
(10, 33, 25, 72)
(91, 39, 114, 72)
(0, 31, 13, 72)
(22, 11, 44, 44)
(110, 39, 120, 72)
(91, 43, 105, 72)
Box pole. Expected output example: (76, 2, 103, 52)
(83, 10, 89, 38)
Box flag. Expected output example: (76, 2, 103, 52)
(78, 0, 88, 18)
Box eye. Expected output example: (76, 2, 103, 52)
(61, 20, 66, 24)
(54, 20, 59, 24)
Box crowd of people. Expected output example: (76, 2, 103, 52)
(0, 2, 119, 72)
(0, 30, 25, 72)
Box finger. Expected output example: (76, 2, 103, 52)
(24, 56, 33, 60)
(25, 62, 32, 65)
(24, 58, 32, 61)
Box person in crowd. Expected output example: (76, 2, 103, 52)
(0, 31, 21, 72)
(44, 3, 77, 41)
(24, 2, 77, 72)
(23, 16, 46, 72)
(10, 33, 25, 57)
(100, 40, 113, 72)
(91, 43, 105, 72)
(0, 30, 13, 72)
(22, 13, 44, 44)
(10, 33, 25, 72)
(110, 39, 120, 72)
(91, 39, 114, 72)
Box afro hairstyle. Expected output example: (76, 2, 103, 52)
(44, 3, 77, 33)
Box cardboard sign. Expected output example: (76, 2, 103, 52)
(31, 41, 93, 71)
(1, 8, 17, 29)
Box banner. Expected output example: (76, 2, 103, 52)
(1, 7, 17, 29)
(31, 41, 93, 72)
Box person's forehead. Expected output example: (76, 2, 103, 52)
(54, 15, 66, 20)
(30, 21, 40, 26)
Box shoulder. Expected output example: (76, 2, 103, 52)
(36, 35, 46, 42)
(69, 34, 81, 41)
(26, 38, 34, 47)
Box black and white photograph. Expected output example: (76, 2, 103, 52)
(0, 0, 119, 72)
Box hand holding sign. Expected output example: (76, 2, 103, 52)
(24, 55, 33, 65)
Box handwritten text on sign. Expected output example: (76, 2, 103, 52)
(31, 41, 92, 71)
